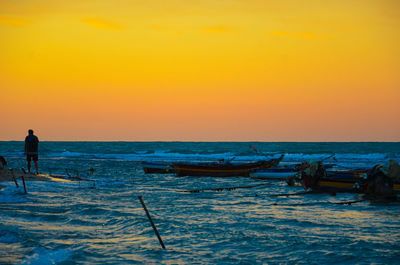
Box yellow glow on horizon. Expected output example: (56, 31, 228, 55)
(1, 0, 399, 141)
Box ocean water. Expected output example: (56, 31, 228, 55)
(0, 142, 399, 264)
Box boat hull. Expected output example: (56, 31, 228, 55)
(312, 179, 400, 194)
(303, 169, 399, 194)
(173, 156, 283, 177)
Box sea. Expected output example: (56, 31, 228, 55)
(0, 141, 399, 264)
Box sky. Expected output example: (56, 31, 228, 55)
(1, 0, 399, 141)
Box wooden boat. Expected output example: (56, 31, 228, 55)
(311, 176, 400, 194)
(173, 155, 284, 177)
(142, 162, 175, 174)
(307, 169, 370, 193)
(294, 162, 400, 196)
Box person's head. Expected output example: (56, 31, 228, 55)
(28, 129, 34, 135)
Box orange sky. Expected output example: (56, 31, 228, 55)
(1, 0, 399, 141)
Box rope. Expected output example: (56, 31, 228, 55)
(181, 183, 269, 193)
(332, 199, 365, 205)
(268, 191, 312, 197)
(270, 200, 365, 206)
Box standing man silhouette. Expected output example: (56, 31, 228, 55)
(25, 129, 39, 174)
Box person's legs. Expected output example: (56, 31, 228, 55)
(27, 154, 34, 173)
(34, 161, 39, 174)
(33, 155, 39, 174)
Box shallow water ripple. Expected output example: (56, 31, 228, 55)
(0, 158, 400, 264)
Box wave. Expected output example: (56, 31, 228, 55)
(2, 150, 398, 168)
(1, 142, 399, 170)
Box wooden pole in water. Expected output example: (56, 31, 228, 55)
(10, 169, 19, 187)
(138, 196, 166, 249)
(20, 168, 28, 194)
(21, 175, 27, 194)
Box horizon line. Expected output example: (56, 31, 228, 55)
(1, 140, 399, 143)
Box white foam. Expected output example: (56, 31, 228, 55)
(23, 150, 399, 168)
(19, 247, 71, 265)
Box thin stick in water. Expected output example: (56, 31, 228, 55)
(21, 175, 27, 194)
(138, 196, 166, 249)
(11, 169, 19, 187)
(20, 168, 28, 194)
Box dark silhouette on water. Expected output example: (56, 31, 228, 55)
(25, 129, 39, 174)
